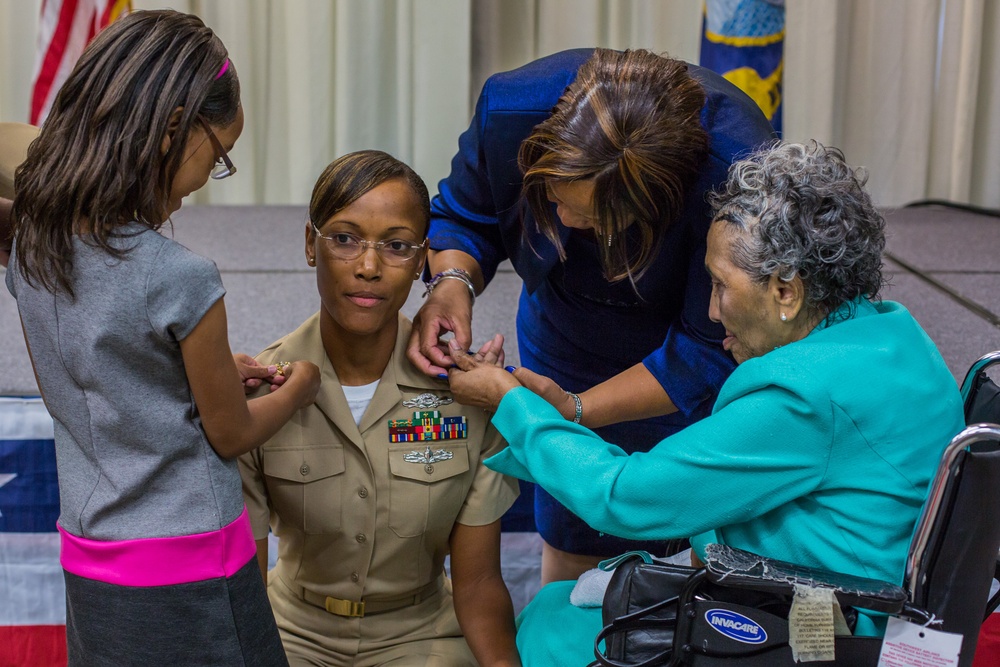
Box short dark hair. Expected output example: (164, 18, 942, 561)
(519, 48, 709, 285)
(14, 9, 241, 296)
(309, 150, 430, 236)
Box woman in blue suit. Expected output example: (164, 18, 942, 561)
(407, 48, 776, 582)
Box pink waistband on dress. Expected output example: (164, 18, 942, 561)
(58, 507, 256, 587)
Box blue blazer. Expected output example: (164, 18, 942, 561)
(429, 49, 776, 419)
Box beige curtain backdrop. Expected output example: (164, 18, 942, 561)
(1, 0, 997, 208)
(784, 0, 1000, 208)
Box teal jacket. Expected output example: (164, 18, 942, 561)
(487, 298, 964, 634)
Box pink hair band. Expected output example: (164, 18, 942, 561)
(216, 59, 229, 80)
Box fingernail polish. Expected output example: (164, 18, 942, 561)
(436, 373, 449, 380)
(504, 366, 517, 373)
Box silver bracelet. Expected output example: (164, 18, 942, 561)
(566, 392, 583, 424)
(423, 268, 476, 306)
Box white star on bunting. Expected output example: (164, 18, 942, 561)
(0, 473, 17, 517)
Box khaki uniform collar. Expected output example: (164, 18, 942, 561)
(359, 314, 452, 432)
(259, 312, 451, 447)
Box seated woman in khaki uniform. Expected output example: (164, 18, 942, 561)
(239, 150, 521, 667)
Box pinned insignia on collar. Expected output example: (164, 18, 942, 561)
(404, 445, 454, 464)
(402, 392, 454, 409)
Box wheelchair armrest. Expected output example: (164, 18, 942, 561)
(703, 544, 908, 614)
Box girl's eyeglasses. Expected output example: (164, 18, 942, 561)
(199, 118, 236, 180)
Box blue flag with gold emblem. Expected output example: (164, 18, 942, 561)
(700, 0, 784, 135)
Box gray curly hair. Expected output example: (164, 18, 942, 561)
(708, 141, 886, 316)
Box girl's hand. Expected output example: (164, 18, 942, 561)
(234, 353, 284, 394)
(280, 360, 321, 407)
(448, 339, 520, 411)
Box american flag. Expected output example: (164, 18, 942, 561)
(0, 397, 63, 667)
(29, 0, 131, 125)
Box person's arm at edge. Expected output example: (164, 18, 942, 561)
(450, 520, 521, 667)
(1, 197, 13, 267)
(180, 297, 320, 459)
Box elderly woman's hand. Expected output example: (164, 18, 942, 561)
(448, 338, 521, 411)
(507, 367, 580, 422)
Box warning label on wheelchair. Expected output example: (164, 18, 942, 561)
(789, 585, 837, 662)
(878, 617, 961, 667)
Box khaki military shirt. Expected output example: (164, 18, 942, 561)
(239, 313, 518, 603)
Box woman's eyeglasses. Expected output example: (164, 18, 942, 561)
(310, 222, 427, 266)
(199, 118, 237, 180)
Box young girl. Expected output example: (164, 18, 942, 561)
(238, 150, 521, 666)
(8, 10, 318, 665)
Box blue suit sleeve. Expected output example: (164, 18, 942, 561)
(428, 87, 508, 287)
(642, 175, 735, 421)
(643, 70, 776, 420)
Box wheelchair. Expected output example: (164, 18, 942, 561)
(596, 351, 1000, 667)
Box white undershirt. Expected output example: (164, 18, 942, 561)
(341, 379, 380, 425)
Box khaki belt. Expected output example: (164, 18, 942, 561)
(302, 578, 441, 618)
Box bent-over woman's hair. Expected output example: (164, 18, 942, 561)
(709, 141, 886, 316)
(309, 150, 431, 235)
(13, 9, 240, 297)
(519, 48, 709, 285)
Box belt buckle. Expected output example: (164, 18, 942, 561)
(325, 596, 365, 617)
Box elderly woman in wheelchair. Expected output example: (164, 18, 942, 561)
(448, 141, 968, 665)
